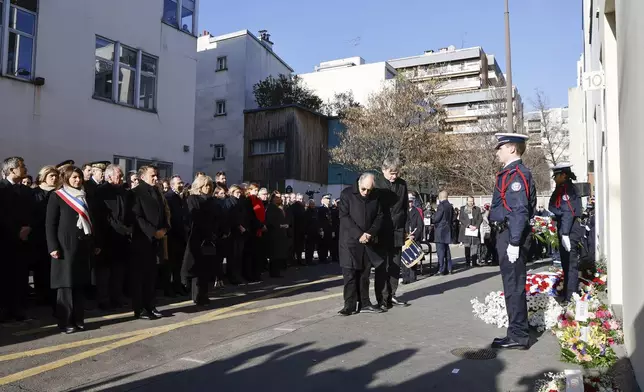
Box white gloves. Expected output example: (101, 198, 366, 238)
(562, 235, 571, 252)
(507, 245, 519, 263)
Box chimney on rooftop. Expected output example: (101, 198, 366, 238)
(258, 30, 273, 50)
(424, 49, 434, 54)
(201, 30, 210, 37)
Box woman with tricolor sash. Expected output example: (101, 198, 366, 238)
(46, 165, 100, 334)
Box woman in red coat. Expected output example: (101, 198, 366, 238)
(247, 184, 268, 277)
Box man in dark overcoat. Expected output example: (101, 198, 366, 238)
(317, 194, 334, 264)
(95, 164, 132, 310)
(373, 157, 409, 309)
(338, 173, 384, 316)
(458, 196, 483, 268)
(164, 175, 189, 296)
(431, 190, 454, 275)
(130, 166, 169, 320)
(0, 156, 33, 322)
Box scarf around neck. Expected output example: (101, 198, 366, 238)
(56, 185, 93, 235)
(39, 183, 56, 192)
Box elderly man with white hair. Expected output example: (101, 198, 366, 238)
(337, 172, 384, 316)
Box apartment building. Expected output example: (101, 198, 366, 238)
(576, 0, 644, 387)
(0, 0, 199, 179)
(298, 57, 397, 107)
(524, 107, 571, 163)
(194, 29, 293, 184)
(388, 46, 524, 134)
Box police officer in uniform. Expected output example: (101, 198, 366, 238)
(489, 133, 535, 350)
(548, 163, 584, 302)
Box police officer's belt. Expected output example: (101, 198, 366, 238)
(490, 221, 508, 232)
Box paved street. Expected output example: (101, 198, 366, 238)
(0, 246, 578, 392)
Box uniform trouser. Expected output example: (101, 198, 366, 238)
(318, 235, 331, 263)
(401, 263, 417, 283)
(495, 227, 530, 346)
(436, 243, 452, 273)
(559, 221, 585, 300)
(165, 238, 186, 290)
(331, 236, 339, 262)
(293, 236, 305, 263)
(305, 237, 316, 264)
(130, 256, 158, 314)
(375, 247, 401, 305)
(56, 288, 84, 328)
(342, 266, 371, 311)
(96, 262, 125, 306)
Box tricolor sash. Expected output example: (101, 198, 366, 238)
(56, 188, 93, 234)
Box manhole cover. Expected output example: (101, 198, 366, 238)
(450, 347, 497, 360)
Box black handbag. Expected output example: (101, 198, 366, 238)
(200, 240, 217, 256)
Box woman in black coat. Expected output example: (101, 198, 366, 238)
(31, 165, 59, 306)
(46, 166, 100, 333)
(181, 175, 218, 305)
(265, 191, 290, 278)
(458, 197, 483, 268)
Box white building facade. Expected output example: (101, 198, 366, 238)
(0, 0, 199, 180)
(298, 57, 397, 107)
(194, 30, 293, 184)
(523, 107, 571, 165)
(578, 0, 644, 387)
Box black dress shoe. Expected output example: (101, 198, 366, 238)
(150, 308, 163, 318)
(390, 297, 410, 307)
(137, 310, 159, 320)
(75, 323, 86, 331)
(338, 308, 354, 316)
(360, 305, 385, 314)
(195, 297, 211, 306)
(491, 336, 529, 350)
(64, 326, 77, 334)
(377, 303, 390, 312)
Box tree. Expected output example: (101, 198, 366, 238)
(530, 89, 570, 167)
(321, 91, 361, 118)
(253, 74, 323, 112)
(435, 87, 551, 194)
(329, 76, 450, 186)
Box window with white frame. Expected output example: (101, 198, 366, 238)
(162, 0, 196, 35)
(213, 144, 225, 160)
(0, 0, 38, 80)
(250, 139, 285, 156)
(216, 56, 227, 71)
(94, 36, 158, 111)
(215, 100, 226, 116)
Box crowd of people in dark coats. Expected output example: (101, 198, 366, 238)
(0, 156, 341, 334)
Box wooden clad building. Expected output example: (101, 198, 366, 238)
(243, 105, 329, 191)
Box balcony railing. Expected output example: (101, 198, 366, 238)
(405, 62, 481, 80)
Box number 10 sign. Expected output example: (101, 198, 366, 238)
(582, 71, 606, 91)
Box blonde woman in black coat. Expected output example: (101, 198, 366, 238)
(46, 166, 100, 334)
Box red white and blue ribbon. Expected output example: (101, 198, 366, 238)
(56, 188, 93, 234)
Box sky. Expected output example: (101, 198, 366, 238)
(198, 0, 581, 110)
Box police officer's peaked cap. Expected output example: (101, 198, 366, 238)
(90, 161, 111, 171)
(56, 160, 75, 170)
(494, 133, 529, 150)
(551, 163, 573, 175)
(322, 193, 332, 199)
(408, 194, 416, 201)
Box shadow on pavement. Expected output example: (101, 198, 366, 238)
(399, 271, 500, 302)
(69, 340, 518, 392)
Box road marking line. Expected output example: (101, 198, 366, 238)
(274, 328, 296, 332)
(12, 275, 342, 337)
(1, 276, 342, 363)
(0, 291, 342, 386)
(179, 358, 206, 364)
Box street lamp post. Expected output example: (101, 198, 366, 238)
(504, 0, 514, 133)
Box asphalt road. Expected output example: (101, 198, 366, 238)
(0, 246, 585, 392)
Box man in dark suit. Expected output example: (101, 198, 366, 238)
(331, 198, 340, 262)
(0, 156, 33, 321)
(338, 173, 384, 316)
(130, 166, 169, 320)
(317, 194, 334, 264)
(288, 194, 306, 265)
(164, 175, 188, 296)
(374, 157, 409, 309)
(95, 165, 132, 310)
(431, 190, 453, 275)
(84, 161, 110, 199)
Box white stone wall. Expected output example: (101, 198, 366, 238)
(194, 31, 292, 184)
(0, 0, 197, 180)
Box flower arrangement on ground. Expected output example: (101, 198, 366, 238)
(531, 216, 559, 250)
(526, 270, 564, 296)
(535, 371, 619, 392)
(552, 292, 623, 368)
(471, 291, 563, 332)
